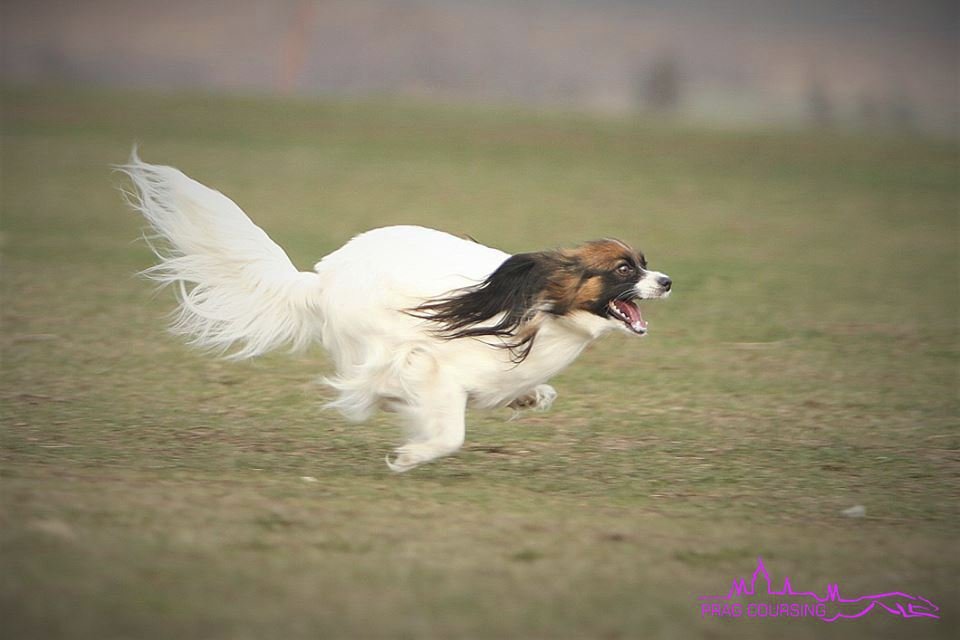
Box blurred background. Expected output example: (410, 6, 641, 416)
(2, 0, 957, 137)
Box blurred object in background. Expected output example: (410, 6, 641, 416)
(278, 0, 317, 94)
(1, 0, 957, 137)
(806, 76, 834, 128)
(640, 53, 683, 114)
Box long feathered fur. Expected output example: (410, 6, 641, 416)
(407, 248, 615, 363)
(116, 151, 324, 359)
(408, 252, 550, 362)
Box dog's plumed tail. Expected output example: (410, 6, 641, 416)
(117, 150, 323, 359)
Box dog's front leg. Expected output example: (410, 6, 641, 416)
(386, 377, 467, 473)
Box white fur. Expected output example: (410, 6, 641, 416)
(635, 270, 671, 300)
(120, 155, 640, 471)
(118, 152, 324, 359)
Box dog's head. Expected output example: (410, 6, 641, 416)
(551, 238, 671, 336)
(411, 237, 671, 361)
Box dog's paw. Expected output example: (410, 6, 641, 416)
(508, 384, 557, 412)
(385, 442, 452, 473)
(385, 448, 424, 473)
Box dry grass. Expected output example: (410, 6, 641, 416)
(1, 87, 958, 639)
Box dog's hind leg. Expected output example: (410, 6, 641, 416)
(386, 376, 467, 473)
(507, 384, 557, 412)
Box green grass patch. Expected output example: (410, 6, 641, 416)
(2, 86, 957, 639)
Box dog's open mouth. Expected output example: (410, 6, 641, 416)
(608, 299, 648, 335)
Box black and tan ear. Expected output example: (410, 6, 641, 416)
(408, 252, 551, 361)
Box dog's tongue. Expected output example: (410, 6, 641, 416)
(616, 300, 647, 333)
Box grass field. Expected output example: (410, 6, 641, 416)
(1, 87, 957, 639)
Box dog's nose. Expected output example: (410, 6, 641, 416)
(657, 276, 672, 291)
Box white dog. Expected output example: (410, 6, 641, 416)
(119, 153, 671, 471)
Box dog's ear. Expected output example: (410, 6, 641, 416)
(411, 252, 547, 334)
(478, 252, 549, 320)
(409, 252, 550, 361)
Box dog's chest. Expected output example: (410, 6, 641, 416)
(465, 324, 592, 408)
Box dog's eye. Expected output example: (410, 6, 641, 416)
(616, 263, 633, 276)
